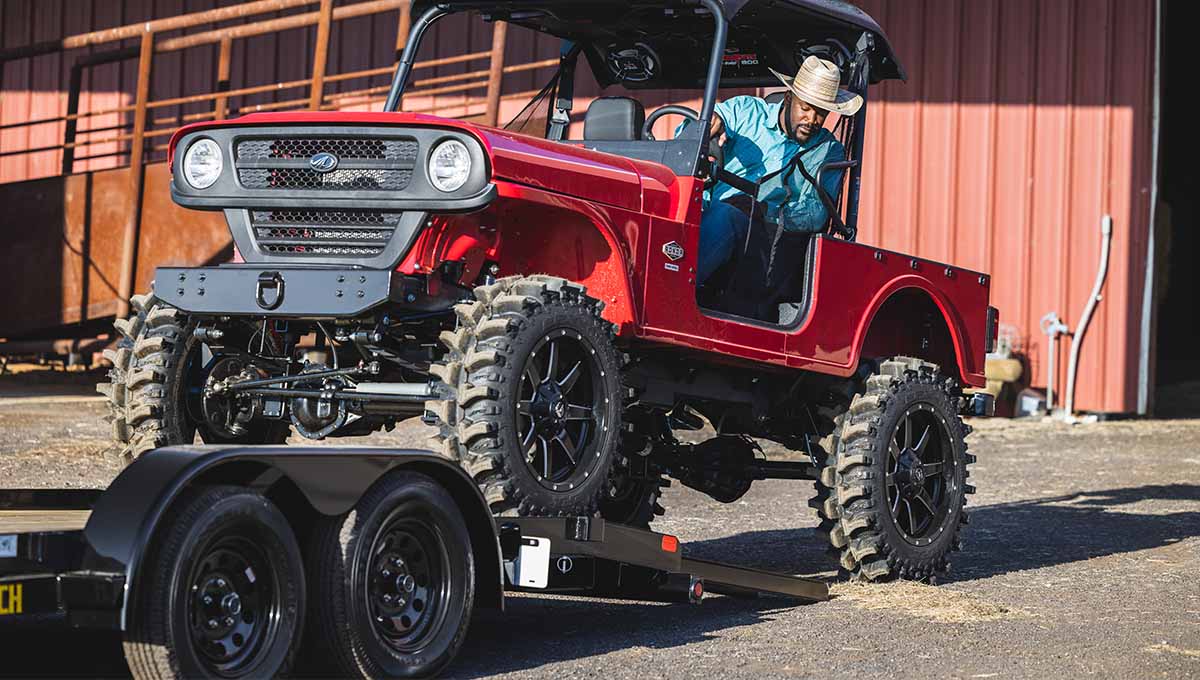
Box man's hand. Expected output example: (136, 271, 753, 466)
(709, 112, 726, 141)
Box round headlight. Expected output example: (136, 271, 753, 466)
(183, 138, 223, 190)
(427, 139, 472, 193)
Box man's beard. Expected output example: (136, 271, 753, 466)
(782, 101, 814, 143)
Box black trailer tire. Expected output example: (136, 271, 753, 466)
(303, 471, 475, 679)
(812, 357, 975, 582)
(427, 275, 624, 517)
(123, 486, 305, 680)
(98, 292, 290, 462)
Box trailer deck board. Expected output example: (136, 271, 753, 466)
(0, 510, 90, 534)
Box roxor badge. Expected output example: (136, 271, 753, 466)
(662, 241, 685, 261)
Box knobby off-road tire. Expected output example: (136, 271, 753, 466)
(600, 470, 669, 528)
(304, 471, 475, 679)
(123, 486, 305, 680)
(98, 292, 290, 462)
(427, 275, 624, 517)
(812, 357, 975, 582)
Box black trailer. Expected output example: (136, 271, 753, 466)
(0, 446, 827, 679)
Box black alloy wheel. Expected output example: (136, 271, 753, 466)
(304, 471, 475, 679)
(812, 357, 975, 582)
(428, 275, 624, 517)
(517, 330, 608, 490)
(886, 404, 953, 545)
(124, 486, 305, 679)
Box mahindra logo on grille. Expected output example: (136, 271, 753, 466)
(309, 152, 339, 173)
(662, 241, 685, 261)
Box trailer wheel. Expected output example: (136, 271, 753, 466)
(428, 275, 624, 517)
(304, 471, 475, 679)
(98, 292, 290, 462)
(124, 486, 305, 679)
(813, 357, 975, 582)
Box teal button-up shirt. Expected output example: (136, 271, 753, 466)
(708, 95, 846, 233)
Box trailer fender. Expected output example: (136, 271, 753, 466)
(80, 446, 504, 630)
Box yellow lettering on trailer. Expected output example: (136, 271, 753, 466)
(0, 583, 22, 615)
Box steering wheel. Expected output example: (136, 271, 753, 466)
(642, 105, 700, 141)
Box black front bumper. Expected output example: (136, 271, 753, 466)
(157, 265, 405, 318)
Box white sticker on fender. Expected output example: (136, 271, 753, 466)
(0, 535, 15, 558)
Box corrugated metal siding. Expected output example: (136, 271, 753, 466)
(0, 0, 1156, 412)
(852, 0, 1155, 413)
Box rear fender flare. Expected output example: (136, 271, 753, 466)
(850, 277, 975, 383)
(81, 446, 503, 630)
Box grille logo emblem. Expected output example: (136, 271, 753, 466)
(662, 241, 685, 261)
(309, 152, 339, 173)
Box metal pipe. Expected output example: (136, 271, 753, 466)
(484, 22, 509, 126)
(309, 0, 335, 110)
(697, 0, 729, 130)
(0, 0, 318, 63)
(1039, 312, 1068, 413)
(1064, 215, 1113, 416)
(115, 33, 155, 321)
(385, 4, 452, 112)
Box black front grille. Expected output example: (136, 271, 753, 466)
(234, 135, 419, 193)
(239, 167, 413, 191)
(249, 209, 401, 258)
(237, 138, 419, 162)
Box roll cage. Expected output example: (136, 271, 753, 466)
(384, 0, 905, 239)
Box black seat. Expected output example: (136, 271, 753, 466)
(584, 97, 646, 141)
(763, 90, 787, 105)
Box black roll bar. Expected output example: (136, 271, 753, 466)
(384, 3, 452, 112)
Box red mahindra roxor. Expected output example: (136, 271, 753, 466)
(100, 0, 997, 585)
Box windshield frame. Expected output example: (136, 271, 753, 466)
(383, 0, 730, 141)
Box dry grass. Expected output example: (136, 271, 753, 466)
(830, 580, 1025, 624)
(1144, 643, 1200, 659)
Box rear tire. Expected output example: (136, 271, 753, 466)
(123, 486, 305, 679)
(427, 275, 624, 517)
(98, 292, 290, 462)
(812, 357, 975, 581)
(303, 471, 475, 679)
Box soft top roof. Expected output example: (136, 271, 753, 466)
(413, 0, 904, 88)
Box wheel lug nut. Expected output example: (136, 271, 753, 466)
(216, 579, 226, 588)
(203, 595, 213, 606)
(393, 558, 403, 567)
(382, 594, 393, 604)
(383, 569, 391, 578)
(224, 617, 235, 627)
(207, 619, 219, 629)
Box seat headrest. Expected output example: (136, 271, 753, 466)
(764, 90, 787, 105)
(584, 97, 646, 141)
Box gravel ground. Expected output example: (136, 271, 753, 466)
(1, 369, 1198, 678)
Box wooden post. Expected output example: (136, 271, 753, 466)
(483, 21, 507, 126)
(116, 32, 154, 320)
(309, 0, 334, 110)
(214, 37, 233, 120)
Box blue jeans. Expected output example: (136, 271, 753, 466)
(697, 200, 750, 284)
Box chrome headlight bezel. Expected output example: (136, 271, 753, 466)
(182, 138, 224, 190)
(426, 139, 473, 193)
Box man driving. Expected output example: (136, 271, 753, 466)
(696, 56, 863, 284)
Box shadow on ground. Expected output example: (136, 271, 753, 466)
(680, 483, 1200, 583)
(3, 483, 1196, 678)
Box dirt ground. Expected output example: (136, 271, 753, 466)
(1, 367, 1198, 678)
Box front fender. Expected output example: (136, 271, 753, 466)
(81, 446, 503, 629)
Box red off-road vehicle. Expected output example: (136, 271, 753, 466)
(100, 0, 997, 582)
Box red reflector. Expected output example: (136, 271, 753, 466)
(692, 580, 704, 598)
(661, 535, 678, 553)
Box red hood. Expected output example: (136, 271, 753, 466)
(168, 111, 652, 213)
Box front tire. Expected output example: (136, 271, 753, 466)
(304, 471, 475, 679)
(123, 486, 305, 679)
(98, 292, 290, 462)
(427, 275, 624, 517)
(814, 357, 975, 581)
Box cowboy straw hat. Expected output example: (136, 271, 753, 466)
(768, 55, 862, 116)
